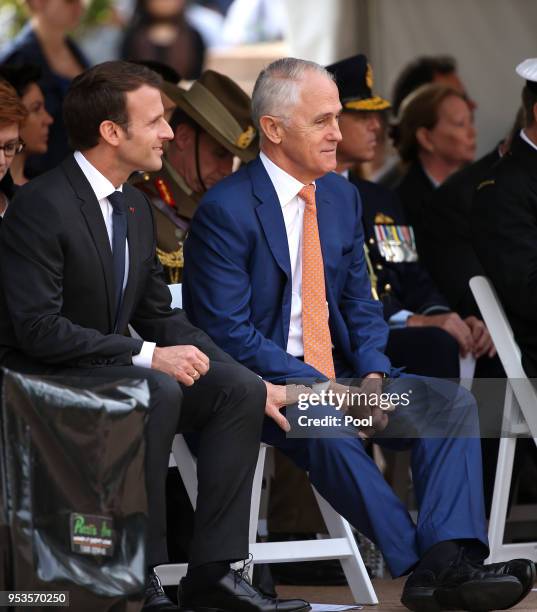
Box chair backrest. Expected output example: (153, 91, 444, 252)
(469, 276, 524, 379)
(470, 275, 537, 437)
(169, 283, 182, 309)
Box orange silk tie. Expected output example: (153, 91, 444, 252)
(299, 184, 336, 379)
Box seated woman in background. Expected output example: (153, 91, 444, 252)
(121, 0, 205, 80)
(0, 81, 28, 220)
(393, 83, 476, 246)
(0, 65, 53, 185)
(0, 0, 88, 176)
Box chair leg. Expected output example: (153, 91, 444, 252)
(313, 488, 378, 604)
(487, 436, 516, 562)
(487, 384, 518, 563)
(245, 446, 267, 581)
(172, 435, 197, 508)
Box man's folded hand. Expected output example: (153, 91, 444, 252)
(152, 345, 210, 386)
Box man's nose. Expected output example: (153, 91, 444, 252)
(161, 120, 174, 141)
(330, 119, 343, 142)
(370, 114, 382, 132)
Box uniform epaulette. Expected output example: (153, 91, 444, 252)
(477, 179, 495, 190)
(155, 177, 176, 207)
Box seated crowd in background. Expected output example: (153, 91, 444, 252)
(0, 30, 536, 612)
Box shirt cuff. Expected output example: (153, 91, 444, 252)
(389, 309, 414, 328)
(132, 341, 156, 369)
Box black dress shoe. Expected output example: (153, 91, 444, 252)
(401, 555, 524, 611)
(481, 558, 536, 606)
(178, 568, 311, 611)
(142, 570, 181, 611)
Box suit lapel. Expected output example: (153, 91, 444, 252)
(62, 156, 116, 330)
(249, 158, 291, 279)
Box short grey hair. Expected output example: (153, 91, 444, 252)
(251, 57, 334, 129)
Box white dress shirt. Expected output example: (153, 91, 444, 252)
(521, 128, 537, 152)
(260, 151, 314, 356)
(73, 151, 155, 367)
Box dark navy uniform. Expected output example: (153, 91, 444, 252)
(351, 174, 460, 378)
(473, 134, 537, 378)
(395, 161, 505, 380)
(395, 160, 434, 253)
(420, 149, 500, 318)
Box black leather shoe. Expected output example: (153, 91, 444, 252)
(481, 558, 536, 607)
(178, 569, 311, 611)
(401, 555, 525, 611)
(142, 570, 181, 611)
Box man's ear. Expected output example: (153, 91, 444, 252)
(99, 120, 122, 146)
(173, 123, 195, 151)
(416, 126, 434, 153)
(259, 115, 284, 144)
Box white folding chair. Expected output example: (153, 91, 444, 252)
(469, 276, 537, 562)
(156, 284, 378, 604)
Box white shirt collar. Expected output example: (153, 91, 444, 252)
(259, 151, 314, 208)
(73, 151, 123, 200)
(520, 128, 537, 153)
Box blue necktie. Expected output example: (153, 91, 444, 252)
(107, 190, 127, 331)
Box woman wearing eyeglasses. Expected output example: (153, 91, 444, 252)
(0, 0, 88, 177)
(0, 65, 54, 185)
(0, 81, 28, 221)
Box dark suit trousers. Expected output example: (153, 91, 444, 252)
(1, 352, 266, 568)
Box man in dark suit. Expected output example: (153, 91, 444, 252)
(0, 61, 308, 612)
(183, 57, 534, 612)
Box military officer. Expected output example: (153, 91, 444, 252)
(132, 70, 258, 282)
(473, 58, 537, 379)
(326, 54, 498, 378)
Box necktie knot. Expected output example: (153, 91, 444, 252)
(108, 190, 126, 214)
(299, 184, 316, 210)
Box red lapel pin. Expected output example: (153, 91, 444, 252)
(129, 207, 135, 214)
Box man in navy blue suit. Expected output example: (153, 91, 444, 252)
(182, 58, 534, 611)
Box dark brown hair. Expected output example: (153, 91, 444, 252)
(0, 80, 28, 128)
(392, 83, 466, 162)
(63, 61, 162, 150)
(392, 55, 457, 116)
(521, 85, 537, 127)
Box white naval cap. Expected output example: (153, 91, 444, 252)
(516, 58, 537, 82)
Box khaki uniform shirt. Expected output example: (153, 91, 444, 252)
(131, 159, 200, 283)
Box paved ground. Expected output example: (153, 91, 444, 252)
(278, 580, 537, 611)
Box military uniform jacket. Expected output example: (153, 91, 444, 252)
(131, 159, 199, 283)
(395, 160, 435, 253)
(472, 134, 537, 377)
(351, 174, 449, 321)
(420, 149, 500, 318)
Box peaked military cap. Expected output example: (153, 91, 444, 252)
(326, 54, 390, 111)
(161, 70, 258, 162)
(516, 58, 537, 94)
